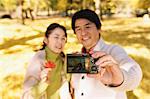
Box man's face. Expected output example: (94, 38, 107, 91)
(75, 18, 100, 49)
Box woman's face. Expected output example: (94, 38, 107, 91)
(45, 28, 67, 54)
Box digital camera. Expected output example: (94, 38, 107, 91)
(67, 53, 99, 74)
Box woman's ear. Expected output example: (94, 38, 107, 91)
(43, 37, 48, 45)
(99, 29, 102, 32)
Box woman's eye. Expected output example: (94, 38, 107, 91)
(62, 38, 66, 41)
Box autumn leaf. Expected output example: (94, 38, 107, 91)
(45, 61, 56, 68)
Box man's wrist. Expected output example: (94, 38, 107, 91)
(105, 80, 124, 87)
(108, 69, 124, 87)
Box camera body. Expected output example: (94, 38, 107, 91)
(67, 53, 99, 74)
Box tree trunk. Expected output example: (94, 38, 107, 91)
(94, 0, 101, 19)
(19, 0, 25, 24)
(34, 0, 40, 17)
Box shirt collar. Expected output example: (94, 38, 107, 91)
(81, 37, 106, 53)
(45, 46, 59, 61)
(93, 37, 106, 51)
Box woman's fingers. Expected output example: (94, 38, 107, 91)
(23, 91, 34, 99)
(40, 68, 51, 82)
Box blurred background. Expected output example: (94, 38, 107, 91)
(0, 0, 150, 99)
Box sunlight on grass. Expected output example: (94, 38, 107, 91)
(124, 47, 150, 59)
(129, 54, 150, 99)
(26, 37, 43, 47)
(0, 17, 150, 99)
(134, 88, 150, 99)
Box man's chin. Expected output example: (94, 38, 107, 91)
(82, 43, 90, 49)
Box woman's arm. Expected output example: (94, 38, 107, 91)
(22, 51, 49, 98)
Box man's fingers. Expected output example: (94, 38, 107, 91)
(99, 68, 106, 77)
(96, 55, 118, 67)
(100, 60, 114, 67)
(87, 73, 99, 78)
(91, 51, 106, 59)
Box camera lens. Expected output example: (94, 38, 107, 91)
(94, 58, 99, 63)
(91, 59, 94, 63)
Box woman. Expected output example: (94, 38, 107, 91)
(22, 23, 71, 99)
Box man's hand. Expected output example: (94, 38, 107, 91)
(87, 51, 124, 87)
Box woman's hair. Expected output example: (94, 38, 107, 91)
(40, 23, 67, 50)
(72, 9, 102, 33)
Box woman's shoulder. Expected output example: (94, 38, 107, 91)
(32, 50, 46, 60)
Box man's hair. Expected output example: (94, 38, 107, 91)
(72, 9, 102, 33)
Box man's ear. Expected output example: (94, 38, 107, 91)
(99, 29, 102, 37)
(43, 37, 48, 44)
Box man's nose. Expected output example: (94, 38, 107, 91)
(81, 28, 87, 36)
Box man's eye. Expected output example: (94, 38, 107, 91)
(54, 37, 58, 39)
(75, 28, 81, 31)
(86, 26, 90, 28)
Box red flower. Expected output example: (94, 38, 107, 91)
(45, 61, 56, 68)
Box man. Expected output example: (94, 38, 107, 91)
(70, 9, 142, 99)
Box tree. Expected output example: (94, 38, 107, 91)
(50, 0, 58, 11)
(0, 0, 17, 14)
(94, 0, 101, 18)
(56, 0, 67, 12)
(137, 0, 150, 9)
(82, 0, 94, 9)
(17, 0, 36, 24)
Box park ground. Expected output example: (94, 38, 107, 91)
(0, 16, 150, 99)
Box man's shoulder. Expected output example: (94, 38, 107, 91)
(109, 44, 124, 50)
(106, 44, 128, 57)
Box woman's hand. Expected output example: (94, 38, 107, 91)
(40, 60, 56, 83)
(22, 91, 34, 99)
(87, 51, 124, 86)
(40, 68, 51, 83)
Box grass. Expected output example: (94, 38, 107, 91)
(0, 17, 150, 99)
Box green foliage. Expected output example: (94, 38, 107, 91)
(37, 0, 48, 10)
(0, 74, 24, 99)
(0, 0, 17, 12)
(0, 0, 4, 10)
(137, 0, 150, 9)
(101, 0, 116, 14)
(22, 0, 37, 10)
(50, 0, 58, 10)
(82, 0, 94, 9)
(56, 0, 67, 11)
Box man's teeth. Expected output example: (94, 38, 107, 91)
(83, 37, 89, 40)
